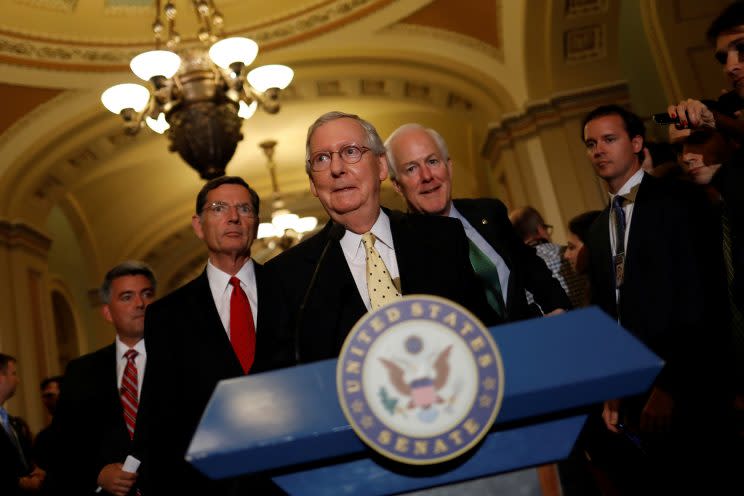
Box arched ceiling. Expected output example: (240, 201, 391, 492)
(0, 0, 646, 289)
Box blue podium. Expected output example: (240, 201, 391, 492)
(186, 307, 662, 495)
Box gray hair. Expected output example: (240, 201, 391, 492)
(305, 111, 386, 174)
(384, 123, 450, 180)
(100, 260, 157, 304)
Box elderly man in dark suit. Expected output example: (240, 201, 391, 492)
(384, 123, 570, 321)
(266, 111, 495, 364)
(43, 261, 156, 496)
(582, 104, 730, 493)
(139, 176, 281, 495)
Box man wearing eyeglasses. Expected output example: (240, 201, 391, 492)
(138, 176, 281, 494)
(384, 124, 571, 319)
(266, 111, 496, 363)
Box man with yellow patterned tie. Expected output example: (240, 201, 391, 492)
(266, 111, 496, 364)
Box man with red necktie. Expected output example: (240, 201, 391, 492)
(138, 176, 282, 495)
(44, 261, 156, 496)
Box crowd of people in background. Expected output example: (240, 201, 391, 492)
(3, 2, 744, 495)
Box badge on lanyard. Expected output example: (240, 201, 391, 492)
(614, 253, 625, 288)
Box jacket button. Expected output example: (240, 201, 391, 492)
(481, 218, 488, 225)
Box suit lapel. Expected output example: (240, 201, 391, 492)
(590, 207, 615, 313)
(623, 174, 653, 275)
(387, 209, 410, 294)
(188, 270, 245, 376)
(101, 345, 129, 442)
(303, 222, 366, 355)
(453, 200, 514, 268)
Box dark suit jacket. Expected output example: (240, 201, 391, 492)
(712, 160, 744, 303)
(44, 344, 134, 495)
(138, 262, 281, 495)
(0, 415, 32, 496)
(265, 209, 498, 364)
(586, 173, 728, 420)
(453, 198, 571, 320)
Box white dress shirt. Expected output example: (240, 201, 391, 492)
(115, 336, 146, 399)
(206, 259, 259, 336)
(449, 204, 511, 304)
(340, 210, 400, 311)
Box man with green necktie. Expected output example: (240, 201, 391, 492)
(385, 123, 570, 322)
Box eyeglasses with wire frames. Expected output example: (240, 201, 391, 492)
(308, 144, 371, 172)
(202, 201, 256, 217)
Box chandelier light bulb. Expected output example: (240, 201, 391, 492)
(209, 37, 259, 69)
(145, 112, 170, 133)
(238, 100, 258, 119)
(295, 216, 318, 233)
(272, 210, 299, 232)
(130, 50, 182, 80)
(247, 64, 294, 92)
(101, 84, 150, 114)
(257, 222, 279, 239)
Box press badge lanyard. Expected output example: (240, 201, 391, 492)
(612, 195, 627, 320)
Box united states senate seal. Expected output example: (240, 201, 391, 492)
(337, 295, 504, 465)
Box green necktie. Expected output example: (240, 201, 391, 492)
(467, 238, 506, 318)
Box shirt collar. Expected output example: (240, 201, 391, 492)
(448, 203, 462, 221)
(339, 209, 393, 260)
(115, 334, 146, 361)
(206, 258, 255, 293)
(609, 168, 644, 204)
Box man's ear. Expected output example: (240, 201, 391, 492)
(377, 154, 389, 182)
(101, 304, 113, 324)
(631, 135, 644, 155)
(309, 176, 318, 198)
(191, 214, 204, 240)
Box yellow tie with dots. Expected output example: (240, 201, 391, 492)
(361, 232, 401, 309)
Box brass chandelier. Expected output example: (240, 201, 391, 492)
(101, 0, 293, 180)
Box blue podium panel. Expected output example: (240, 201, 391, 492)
(273, 415, 587, 496)
(187, 307, 662, 479)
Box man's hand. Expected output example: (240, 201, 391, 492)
(640, 386, 674, 433)
(667, 99, 716, 129)
(97, 463, 137, 496)
(602, 399, 621, 433)
(18, 467, 45, 492)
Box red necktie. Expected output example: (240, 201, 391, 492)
(120, 349, 139, 440)
(229, 276, 256, 373)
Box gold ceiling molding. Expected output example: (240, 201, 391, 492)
(295, 75, 478, 111)
(482, 81, 629, 159)
(564, 0, 608, 18)
(0, 220, 53, 256)
(564, 24, 606, 64)
(0, 0, 393, 70)
(381, 23, 502, 62)
(236, 0, 394, 50)
(0, 33, 141, 70)
(14, 0, 77, 13)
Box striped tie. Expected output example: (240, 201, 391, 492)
(120, 349, 139, 440)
